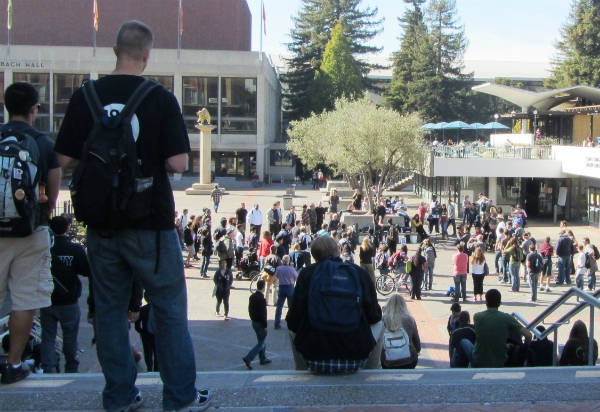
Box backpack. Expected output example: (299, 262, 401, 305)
(388, 225, 399, 242)
(375, 252, 388, 270)
(0, 129, 40, 237)
(585, 253, 592, 269)
(514, 246, 525, 263)
(381, 327, 412, 367)
(388, 251, 403, 269)
(299, 233, 308, 250)
(216, 239, 227, 254)
(213, 226, 226, 241)
(308, 258, 363, 333)
(69, 79, 160, 228)
(534, 253, 544, 273)
(593, 245, 600, 261)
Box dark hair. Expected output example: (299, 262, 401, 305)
(457, 244, 463, 252)
(256, 279, 265, 291)
(450, 302, 461, 312)
(485, 289, 501, 308)
(5, 82, 38, 117)
(50, 216, 70, 236)
(458, 310, 470, 325)
(569, 320, 589, 341)
(115, 20, 154, 60)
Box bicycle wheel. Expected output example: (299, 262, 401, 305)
(376, 274, 395, 296)
(249, 273, 262, 294)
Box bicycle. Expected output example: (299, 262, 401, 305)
(376, 267, 425, 296)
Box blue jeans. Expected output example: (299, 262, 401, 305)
(214, 201, 220, 212)
(453, 274, 467, 300)
(275, 284, 295, 327)
(588, 270, 597, 290)
(425, 264, 434, 289)
(201, 254, 210, 276)
(460, 339, 475, 366)
(245, 321, 267, 362)
(40, 303, 80, 373)
(529, 272, 539, 301)
(87, 229, 198, 411)
(494, 251, 502, 273)
(557, 255, 571, 284)
(510, 263, 520, 291)
(501, 255, 509, 282)
(441, 222, 448, 237)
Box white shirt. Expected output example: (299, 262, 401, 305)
(429, 201, 440, 218)
(248, 209, 263, 225)
(496, 220, 506, 238)
(277, 207, 283, 223)
(300, 233, 312, 252)
(394, 202, 408, 212)
(179, 214, 188, 228)
(234, 231, 244, 248)
(472, 261, 485, 275)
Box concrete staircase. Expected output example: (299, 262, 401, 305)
(385, 174, 414, 192)
(1, 368, 599, 411)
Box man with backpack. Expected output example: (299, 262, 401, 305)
(386, 218, 399, 255)
(55, 21, 210, 411)
(582, 237, 599, 291)
(525, 244, 544, 302)
(0, 82, 61, 384)
(286, 236, 383, 372)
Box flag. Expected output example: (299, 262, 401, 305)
(7, 0, 12, 30)
(262, 1, 266, 35)
(93, 0, 99, 31)
(179, 0, 183, 35)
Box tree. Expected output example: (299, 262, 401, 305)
(386, 0, 471, 123)
(309, 21, 363, 113)
(546, 0, 600, 89)
(282, 0, 383, 120)
(287, 97, 426, 209)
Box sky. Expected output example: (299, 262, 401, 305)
(247, 0, 572, 63)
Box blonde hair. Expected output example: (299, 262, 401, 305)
(471, 246, 485, 264)
(382, 294, 412, 333)
(361, 236, 372, 250)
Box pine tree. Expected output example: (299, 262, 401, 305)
(310, 22, 363, 113)
(282, 0, 383, 120)
(546, 0, 600, 89)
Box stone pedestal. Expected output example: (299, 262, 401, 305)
(185, 124, 224, 195)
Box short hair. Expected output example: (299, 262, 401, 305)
(115, 20, 154, 60)
(270, 245, 278, 253)
(450, 302, 462, 313)
(282, 255, 290, 265)
(256, 279, 265, 291)
(458, 311, 470, 325)
(49, 216, 70, 235)
(311, 235, 340, 262)
(485, 289, 501, 308)
(457, 244, 463, 252)
(5, 82, 38, 117)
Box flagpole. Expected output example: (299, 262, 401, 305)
(177, 0, 182, 64)
(7, 0, 11, 57)
(259, 0, 263, 62)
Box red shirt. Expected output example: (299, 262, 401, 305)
(539, 242, 554, 258)
(258, 238, 274, 258)
(452, 252, 468, 275)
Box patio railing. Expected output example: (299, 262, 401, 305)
(431, 145, 553, 160)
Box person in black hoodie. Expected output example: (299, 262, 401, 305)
(40, 216, 91, 373)
(242, 279, 271, 369)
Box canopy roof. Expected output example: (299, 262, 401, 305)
(471, 83, 600, 111)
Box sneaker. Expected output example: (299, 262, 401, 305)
(546, 287, 551, 292)
(242, 357, 253, 370)
(260, 359, 272, 365)
(117, 391, 143, 412)
(1, 363, 30, 384)
(166, 390, 212, 412)
(497, 280, 505, 284)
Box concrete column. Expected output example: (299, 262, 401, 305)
(522, 107, 528, 134)
(185, 124, 218, 195)
(488, 177, 497, 206)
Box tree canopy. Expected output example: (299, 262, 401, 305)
(287, 97, 425, 206)
(547, 0, 600, 89)
(282, 0, 383, 121)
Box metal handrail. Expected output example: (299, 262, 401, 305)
(512, 287, 600, 366)
(430, 145, 554, 159)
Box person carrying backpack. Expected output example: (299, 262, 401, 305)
(0, 82, 61, 384)
(381, 294, 421, 369)
(375, 245, 390, 275)
(54, 21, 210, 411)
(525, 244, 544, 302)
(386, 218, 399, 255)
(286, 236, 383, 372)
(583, 237, 599, 291)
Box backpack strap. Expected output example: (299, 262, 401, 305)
(81, 80, 105, 125)
(120, 79, 160, 122)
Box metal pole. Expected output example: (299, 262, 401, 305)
(553, 328, 558, 366)
(589, 305, 595, 366)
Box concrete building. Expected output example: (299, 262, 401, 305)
(0, 0, 289, 182)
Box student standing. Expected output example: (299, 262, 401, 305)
(214, 260, 233, 320)
(242, 279, 271, 369)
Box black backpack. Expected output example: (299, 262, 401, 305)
(388, 224, 399, 242)
(213, 226, 226, 241)
(514, 246, 525, 263)
(216, 239, 228, 254)
(69, 80, 159, 228)
(0, 129, 40, 237)
(299, 233, 308, 250)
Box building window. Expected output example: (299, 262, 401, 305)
(144, 75, 174, 93)
(53, 73, 90, 131)
(270, 150, 295, 167)
(182, 76, 218, 134)
(221, 77, 257, 134)
(14, 73, 50, 131)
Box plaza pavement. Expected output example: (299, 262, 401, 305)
(2, 177, 600, 410)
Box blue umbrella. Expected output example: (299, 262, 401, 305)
(429, 122, 448, 130)
(421, 123, 435, 130)
(442, 121, 471, 141)
(469, 123, 485, 129)
(482, 122, 510, 130)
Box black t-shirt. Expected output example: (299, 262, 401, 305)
(451, 324, 476, 350)
(236, 207, 248, 224)
(55, 75, 190, 230)
(526, 252, 539, 273)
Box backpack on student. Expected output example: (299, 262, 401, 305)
(375, 252, 388, 270)
(387, 251, 403, 269)
(533, 253, 544, 273)
(593, 245, 600, 261)
(299, 233, 308, 250)
(381, 327, 412, 367)
(0, 129, 40, 237)
(388, 224, 399, 242)
(70, 79, 160, 228)
(308, 258, 363, 333)
(213, 226, 226, 241)
(216, 239, 227, 254)
(514, 246, 525, 263)
(585, 252, 592, 269)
